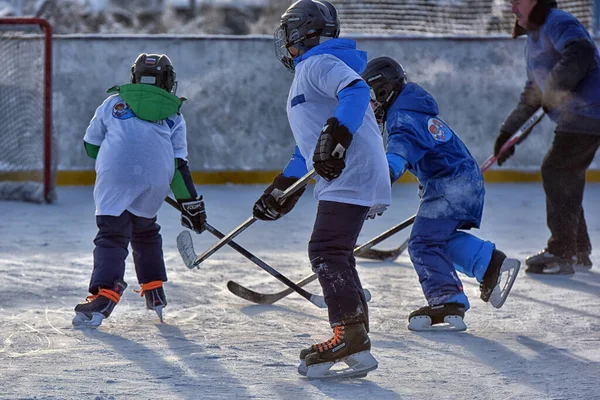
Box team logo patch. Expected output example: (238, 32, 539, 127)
(427, 118, 453, 142)
(112, 101, 135, 119)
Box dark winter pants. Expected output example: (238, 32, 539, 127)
(89, 211, 166, 294)
(541, 132, 600, 258)
(308, 201, 370, 330)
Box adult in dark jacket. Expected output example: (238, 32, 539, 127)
(494, 0, 600, 274)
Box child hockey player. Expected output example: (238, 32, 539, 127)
(252, 0, 390, 379)
(362, 56, 520, 332)
(73, 53, 206, 328)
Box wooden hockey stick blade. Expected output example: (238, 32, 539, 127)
(355, 238, 409, 261)
(227, 273, 319, 305)
(228, 275, 372, 306)
(176, 230, 197, 269)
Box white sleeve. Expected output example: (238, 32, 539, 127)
(170, 114, 188, 160)
(83, 99, 110, 145)
(308, 55, 362, 99)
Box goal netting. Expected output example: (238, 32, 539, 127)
(334, 0, 594, 35)
(0, 18, 55, 203)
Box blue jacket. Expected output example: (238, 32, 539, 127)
(526, 8, 600, 132)
(386, 83, 484, 228)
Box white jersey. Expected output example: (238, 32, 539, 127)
(84, 94, 188, 218)
(287, 54, 391, 208)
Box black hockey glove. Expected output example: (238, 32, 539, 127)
(180, 197, 207, 233)
(493, 130, 516, 166)
(312, 117, 353, 182)
(253, 174, 306, 221)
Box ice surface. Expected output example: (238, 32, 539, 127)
(1, 183, 599, 399)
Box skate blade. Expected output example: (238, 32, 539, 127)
(489, 258, 520, 309)
(72, 312, 105, 328)
(298, 360, 308, 376)
(408, 315, 467, 332)
(304, 350, 378, 380)
(153, 306, 164, 323)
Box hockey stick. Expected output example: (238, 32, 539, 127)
(354, 107, 546, 261)
(191, 170, 317, 267)
(165, 196, 370, 308)
(227, 273, 319, 305)
(226, 215, 414, 304)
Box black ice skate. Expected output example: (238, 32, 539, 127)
(525, 249, 575, 275)
(408, 303, 466, 332)
(480, 250, 520, 309)
(299, 323, 378, 380)
(72, 279, 128, 328)
(137, 280, 167, 322)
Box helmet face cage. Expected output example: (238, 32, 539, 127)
(274, 25, 295, 73)
(274, 0, 340, 73)
(369, 87, 387, 123)
(363, 59, 407, 123)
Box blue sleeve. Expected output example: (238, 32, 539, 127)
(333, 80, 370, 134)
(387, 153, 408, 183)
(546, 13, 591, 52)
(386, 121, 431, 169)
(282, 145, 308, 178)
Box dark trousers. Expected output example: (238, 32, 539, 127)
(90, 211, 166, 293)
(541, 132, 600, 258)
(308, 201, 369, 329)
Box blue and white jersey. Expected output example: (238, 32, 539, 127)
(386, 83, 484, 228)
(84, 94, 188, 218)
(284, 39, 391, 208)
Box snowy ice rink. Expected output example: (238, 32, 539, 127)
(1, 183, 599, 400)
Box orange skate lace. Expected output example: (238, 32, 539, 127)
(134, 280, 163, 297)
(85, 288, 121, 303)
(315, 326, 345, 353)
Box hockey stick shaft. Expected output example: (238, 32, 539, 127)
(356, 107, 545, 259)
(192, 169, 317, 266)
(353, 215, 416, 255)
(165, 195, 328, 308)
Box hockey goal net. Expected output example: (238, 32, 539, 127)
(334, 0, 594, 35)
(0, 18, 54, 203)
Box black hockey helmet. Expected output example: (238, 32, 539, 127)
(361, 56, 408, 123)
(131, 53, 177, 94)
(274, 0, 340, 72)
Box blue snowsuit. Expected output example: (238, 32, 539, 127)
(386, 83, 496, 310)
